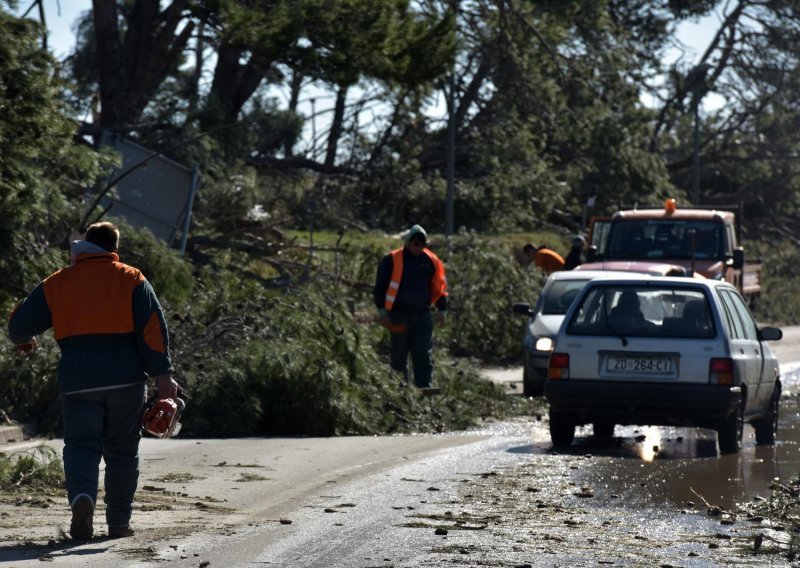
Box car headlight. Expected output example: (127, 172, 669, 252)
(535, 337, 554, 352)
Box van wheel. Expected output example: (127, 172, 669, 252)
(523, 368, 543, 397)
(754, 386, 780, 445)
(549, 411, 575, 447)
(592, 420, 615, 439)
(718, 398, 744, 455)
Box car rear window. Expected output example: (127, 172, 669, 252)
(565, 285, 715, 338)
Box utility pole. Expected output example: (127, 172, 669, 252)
(445, 73, 456, 239)
(686, 63, 713, 205)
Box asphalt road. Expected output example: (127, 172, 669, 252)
(2, 327, 797, 567)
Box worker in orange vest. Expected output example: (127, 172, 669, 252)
(523, 242, 565, 273)
(373, 225, 448, 388)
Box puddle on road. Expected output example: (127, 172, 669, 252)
(518, 361, 800, 511)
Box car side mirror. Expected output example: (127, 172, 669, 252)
(758, 327, 782, 341)
(732, 248, 745, 270)
(586, 245, 598, 262)
(512, 302, 533, 316)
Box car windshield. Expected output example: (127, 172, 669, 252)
(605, 220, 725, 261)
(566, 285, 715, 338)
(541, 279, 591, 315)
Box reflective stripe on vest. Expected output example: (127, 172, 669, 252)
(384, 247, 448, 311)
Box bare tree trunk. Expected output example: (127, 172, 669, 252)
(206, 41, 270, 124)
(92, 0, 194, 132)
(288, 70, 303, 114)
(186, 19, 205, 121)
(324, 85, 348, 169)
(283, 70, 304, 157)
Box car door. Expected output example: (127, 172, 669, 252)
(723, 289, 772, 408)
(718, 289, 763, 414)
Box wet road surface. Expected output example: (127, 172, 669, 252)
(486, 331, 800, 514)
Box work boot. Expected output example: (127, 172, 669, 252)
(108, 525, 135, 538)
(69, 494, 94, 540)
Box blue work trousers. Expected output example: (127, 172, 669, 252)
(389, 310, 434, 388)
(61, 383, 146, 527)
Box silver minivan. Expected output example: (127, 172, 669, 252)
(545, 277, 782, 454)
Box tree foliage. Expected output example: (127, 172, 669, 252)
(5, 1, 800, 438)
(0, 9, 106, 306)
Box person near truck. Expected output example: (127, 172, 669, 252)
(523, 243, 565, 272)
(7, 222, 178, 541)
(563, 235, 586, 270)
(373, 224, 448, 388)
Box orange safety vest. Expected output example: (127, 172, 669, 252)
(384, 247, 448, 311)
(535, 248, 565, 272)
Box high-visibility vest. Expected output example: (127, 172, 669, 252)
(535, 248, 565, 272)
(384, 247, 448, 310)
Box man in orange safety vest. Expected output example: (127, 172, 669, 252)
(373, 225, 448, 388)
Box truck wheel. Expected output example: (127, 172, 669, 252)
(718, 398, 744, 455)
(549, 410, 575, 447)
(754, 386, 780, 445)
(592, 420, 615, 439)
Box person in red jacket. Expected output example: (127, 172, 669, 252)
(8, 222, 177, 541)
(373, 225, 447, 388)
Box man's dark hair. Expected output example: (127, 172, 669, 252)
(523, 243, 537, 254)
(84, 222, 120, 252)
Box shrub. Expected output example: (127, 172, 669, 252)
(0, 446, 64, 492)
(179, 279, 522, 437)
(439, 233, 545, 362)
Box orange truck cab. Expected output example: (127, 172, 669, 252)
(584, 199, 761, 299)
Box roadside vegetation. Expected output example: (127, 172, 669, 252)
(0, 446, 63, 493)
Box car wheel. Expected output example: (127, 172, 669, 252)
(592, 420, 615, 439)
(522, 367, 543, 397)
(718, 398, 744, 455)
(754, 386, 780, 446)
(549, 410, 575, 447)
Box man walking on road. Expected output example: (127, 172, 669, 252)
(374, 225, 448, 388)
(7, 221, 177, 541)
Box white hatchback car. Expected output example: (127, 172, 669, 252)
(545, 277, 782, 454)
(513, 264, 696, 397)
(513, 270, 640, 396)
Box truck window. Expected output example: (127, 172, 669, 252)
(725, 224, 735, 255)
(588, 218, 611, 255)
(604, 220, 725, 261)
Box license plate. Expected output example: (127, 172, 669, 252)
(607, 356, 672, 374)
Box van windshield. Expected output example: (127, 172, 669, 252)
(605, 220, 725, 261)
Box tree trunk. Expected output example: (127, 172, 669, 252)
(324, 85, 348, 169)
(206, 41, 270, 124)
(92, 0, 194, 133)
(186, 19, 206, 120)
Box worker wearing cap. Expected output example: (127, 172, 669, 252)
(564, 235, 586, 270)
(373, 224, 448, 388)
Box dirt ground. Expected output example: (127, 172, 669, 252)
(0, 463, 250, 562)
